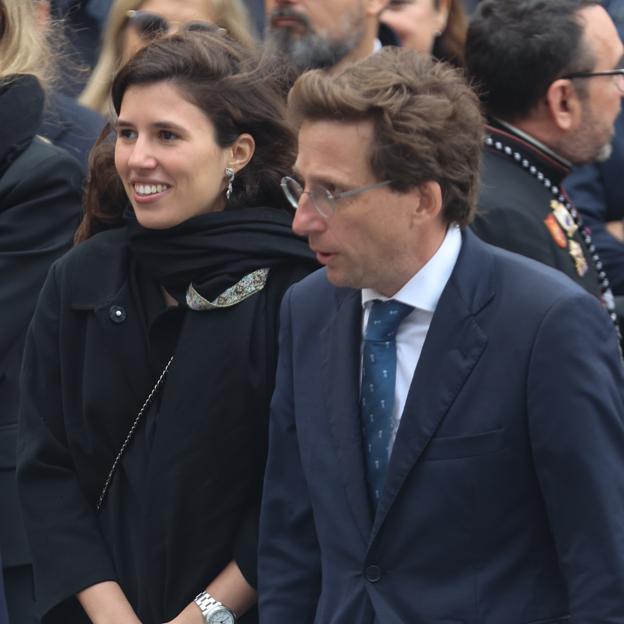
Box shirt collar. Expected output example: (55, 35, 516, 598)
(361, 225, 462, 312)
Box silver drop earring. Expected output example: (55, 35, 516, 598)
(225, 167, 235, 200)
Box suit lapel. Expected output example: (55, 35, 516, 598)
(370, 230, 494, 542)
(321, 288, 374, 542)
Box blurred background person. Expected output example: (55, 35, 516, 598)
(52, 0, 262, 94)
(18, 30, 316, 624)
(564, 0, 624, 305)
(465, 0, 623, 335)
(51, 0, 113, 97)
(32, 0, 105, 173)
(80, 0, 255, 115)
(0, 1, 84, 623)
(380, 0, 467, 67)
(263, 0, 390, 75)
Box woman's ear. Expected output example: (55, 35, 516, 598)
(228, 133, 255, 173)
(436, 0, 451, 34)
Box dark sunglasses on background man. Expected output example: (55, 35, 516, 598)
(126, 10, 226, 41)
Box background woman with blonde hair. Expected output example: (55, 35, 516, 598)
(80, 0, 256, 115)
(0, 0, 52, 83)
(0, 1, 83, 622)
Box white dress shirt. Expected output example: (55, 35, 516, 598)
(361, 225, 462, 455)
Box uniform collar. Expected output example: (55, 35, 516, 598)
(487, 118, 571, 185)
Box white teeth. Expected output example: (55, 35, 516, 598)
(134, 183, 168, 196)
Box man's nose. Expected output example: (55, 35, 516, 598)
(292, 194, 325, 237)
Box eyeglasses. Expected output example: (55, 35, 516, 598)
(561, 68, 624, 94)
(281, 176, 393, 218)
(126, 10, 225, 41)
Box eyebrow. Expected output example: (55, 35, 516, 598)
(115, 119, 189, 133)
(291, 167, 348, 189)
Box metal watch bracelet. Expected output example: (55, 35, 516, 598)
(194, 590, 237, 623)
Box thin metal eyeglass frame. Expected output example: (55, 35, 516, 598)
(561, 68, 624, 94)
(281, 176, 393, 218)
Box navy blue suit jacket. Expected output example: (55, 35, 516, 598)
(259, 230, 624, 624)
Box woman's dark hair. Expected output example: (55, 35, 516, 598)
(76, 29, 296, 243)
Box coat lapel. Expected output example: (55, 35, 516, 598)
(370, 230, 494, 542)
(320, 288, 374, 542)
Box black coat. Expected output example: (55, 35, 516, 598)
(0, 75, 83, 576)
(0, 556, 8, 624)
(471, 122, 603, 299)
(17, 226, 315, 624)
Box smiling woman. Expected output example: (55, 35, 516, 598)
(16, 30, 317, 624)
(113, 81, 252, 229)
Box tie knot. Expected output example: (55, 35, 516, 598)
(364, 300, 413, 341)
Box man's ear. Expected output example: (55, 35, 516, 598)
(366, 0, 390, 18)
(228, 133, 255, 173)
(545, 78, 584, 131)
(409, 181, 443, 225)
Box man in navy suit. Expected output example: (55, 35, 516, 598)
(258, 47, 624, 623)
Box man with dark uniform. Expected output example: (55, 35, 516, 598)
(465, 0, 623, 332)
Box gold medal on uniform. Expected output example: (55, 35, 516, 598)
(550, 200, 577, 237)
(568, 240, 588, 277)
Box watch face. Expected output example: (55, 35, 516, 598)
(207, 607, 235, 624)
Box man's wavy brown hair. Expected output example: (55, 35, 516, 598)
(287, 47, 484, 227)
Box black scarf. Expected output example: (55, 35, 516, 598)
(126, 206, 317, 304)
(0, 74, 44, 176)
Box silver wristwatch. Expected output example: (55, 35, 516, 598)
(194, 591, 237, 624)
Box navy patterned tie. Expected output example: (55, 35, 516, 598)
(361, 300, 414, 507)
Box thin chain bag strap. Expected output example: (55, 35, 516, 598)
(96, 355, 175, 513)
